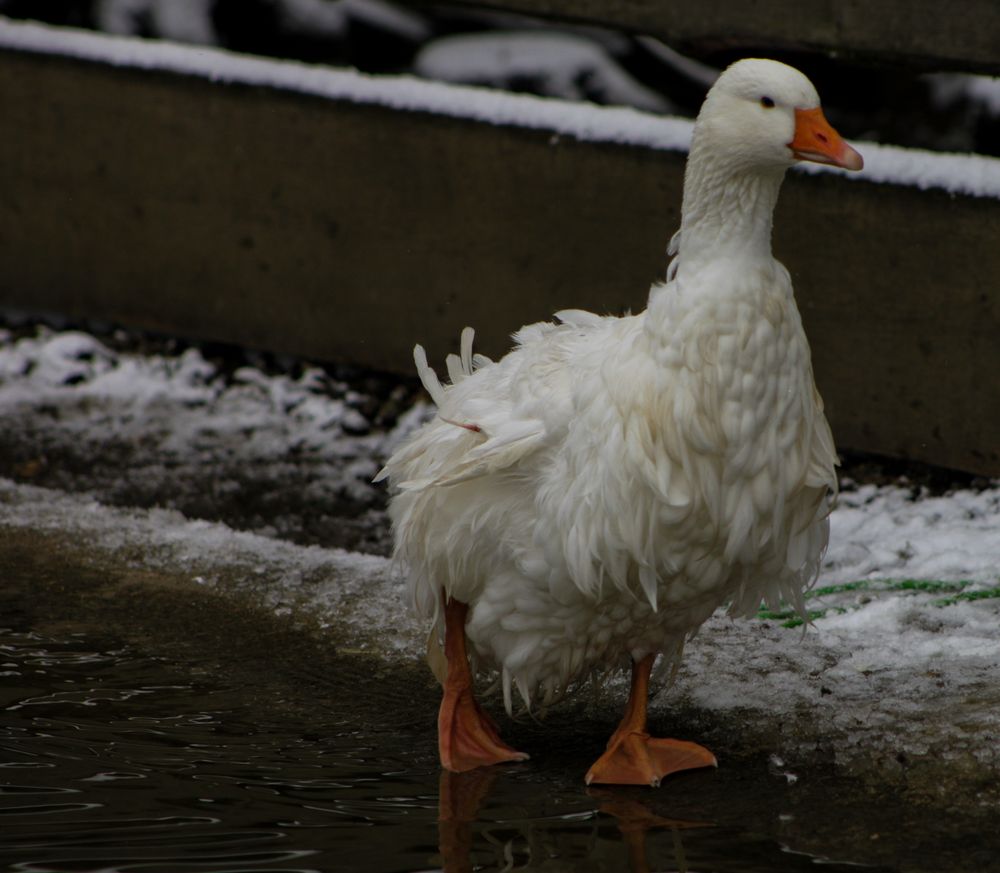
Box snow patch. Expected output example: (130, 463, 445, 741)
(0, 326, 394, 513)
(416, 31, 673, 113)
(95, 0, 217, 46)
(926, 72, 1000, 117)
(0, 16, 693, 153)
(0, 476, 417, 653)
(274, 0, 352, 36)
(795, 137, 1000, 200)
(1, 323, 998, 768)
(823, 483, 1000, 585)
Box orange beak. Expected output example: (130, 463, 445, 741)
(790, 107, 864, 171)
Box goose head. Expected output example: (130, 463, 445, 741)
(694, 58, 863, 173)
(669, 58, 863, 275)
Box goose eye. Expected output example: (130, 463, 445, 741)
(760, 96, 775, 109)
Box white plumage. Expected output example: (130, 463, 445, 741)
(377, 58, 862, 779)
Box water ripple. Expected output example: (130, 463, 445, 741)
(0, 622, 904, 873)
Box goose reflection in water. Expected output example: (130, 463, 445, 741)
(436, 769, 711, 873)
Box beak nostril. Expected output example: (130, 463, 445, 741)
(791, 106, 861, 170)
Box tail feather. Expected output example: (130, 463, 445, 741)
(416, 327, 482, 405)
(413, 344, 446, 406)
(460, 326, 475, 375)
(445, 353, 464, 385)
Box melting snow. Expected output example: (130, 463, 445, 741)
(0, 324, 998, 766)
(0, 326, 393, 499)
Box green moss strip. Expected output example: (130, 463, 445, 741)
(755, 578, 1000, 627)
(932, 587, 1000, 607)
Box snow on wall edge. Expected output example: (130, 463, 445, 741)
(2, 16, 999, 200)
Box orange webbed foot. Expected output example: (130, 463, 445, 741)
(585, 731, 716, 787)
(437, 596, 528, 773)
(439, 683, 529, 773)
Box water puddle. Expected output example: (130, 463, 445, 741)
(0, 619, 904, 873)
(1, 535, 998, 872)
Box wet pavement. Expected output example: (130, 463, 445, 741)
(1, 326, 999, 870)
(2, 530, 999, 872)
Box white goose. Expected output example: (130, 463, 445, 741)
(377, 58, 863, 786)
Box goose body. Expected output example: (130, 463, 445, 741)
(378, 58, 862, 783)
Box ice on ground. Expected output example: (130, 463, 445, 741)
(1, 467, 997, 777)
(1, 324, 998, 777)
(0, 477, 418, 656)
(826, 483, 1000, 585)
(4, 326, 998, 583)
(0, 326, 428, 552)
(0, 326, 385, 482)
(672, 483, 1000, 773)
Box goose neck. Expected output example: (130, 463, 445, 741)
(677, 152, 786, 270)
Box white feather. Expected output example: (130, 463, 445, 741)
(413, 344, 445, 406)
(379, 58, 848, 714)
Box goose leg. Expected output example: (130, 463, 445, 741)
(585, 654, 716, 787)
(438, 596, 529, 772)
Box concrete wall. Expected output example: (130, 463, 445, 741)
(430, 0, 1000, 73)
(1, 46, 999, 475)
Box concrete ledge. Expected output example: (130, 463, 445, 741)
(1, 22, 999, 474)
